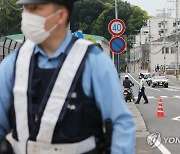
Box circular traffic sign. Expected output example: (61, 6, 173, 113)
(108, 19, 126, 36)
(109, 37, 126, 54)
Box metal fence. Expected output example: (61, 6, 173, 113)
(0, 36, 22, 62)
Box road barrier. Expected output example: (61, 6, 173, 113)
(157, 98, 165, 117)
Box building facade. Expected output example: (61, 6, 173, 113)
(130, 12, 180, 74)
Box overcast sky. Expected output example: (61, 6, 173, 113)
(123, 0, 176, 16)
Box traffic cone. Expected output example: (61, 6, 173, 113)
(157, 98, 165, 117)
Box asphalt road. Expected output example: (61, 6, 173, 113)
(121, 73, 180, 154)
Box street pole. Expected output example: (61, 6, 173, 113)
(115, 0, 118, 19)
(135, 30, 142, 71)
(163, 8, 166, 74)
(148, 20, 151, 72)
(175, 0, 179, 79)
(134, 42, 135, 72)
(123, 35, 128, 72)
(140, 30, 142, 71)
(115, 0, 120, 76)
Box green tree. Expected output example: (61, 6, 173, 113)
(0, 0, 22, 36)
(71, 0, 105, 34)
(71, 0, 148, 40)
(127, 5, 148, 34)
(91, 6, 113, 40)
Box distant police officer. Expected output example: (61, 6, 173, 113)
(135, 74, 149, 104)
(0, 0, 135, 154)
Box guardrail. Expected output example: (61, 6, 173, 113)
(0, 37, 22, 62)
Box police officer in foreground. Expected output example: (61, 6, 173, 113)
(0, 0, 135, 153)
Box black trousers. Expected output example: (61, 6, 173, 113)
(136, 87, 148, 103)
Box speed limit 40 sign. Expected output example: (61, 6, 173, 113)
(108, 19, 126, 36)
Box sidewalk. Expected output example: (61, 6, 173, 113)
(127, 103, 149, 137)
(167, 74, 180, 84)
(127, 103, 161, 154)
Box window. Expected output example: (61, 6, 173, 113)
(162, 47, 169, 54)
(171, 47, 175, 54)
(165, 47, 169, 54)
(143, 31, 149, 34)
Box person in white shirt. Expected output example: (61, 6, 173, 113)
(135, 74, 149, 104)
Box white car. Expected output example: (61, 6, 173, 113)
(151, 75, 168, 88)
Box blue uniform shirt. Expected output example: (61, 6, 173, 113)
(0, 33, 135, 154)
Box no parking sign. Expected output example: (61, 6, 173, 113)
(109, 37, 126, 54)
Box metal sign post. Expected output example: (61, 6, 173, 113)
(108, 17, 126, 76)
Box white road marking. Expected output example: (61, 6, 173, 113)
(174, 96, 180, 99)
(169, 86, 180, 90)
(164, 88, 180, 91)
(145, 86, 161, 91)
(160, 96, 168, 98)
(127, 73, 139, 84)
(134, 96, 180, 99)
(156, 140, 171, 154)
(172, 116, 180, 122)
(147, 135, 171, 154)
(147, 96, 155, 99)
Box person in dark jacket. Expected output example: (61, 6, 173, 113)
(123, 75, 135, 101)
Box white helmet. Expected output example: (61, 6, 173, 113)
(125, 75, 129, 79)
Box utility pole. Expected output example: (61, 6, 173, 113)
(123, 35, 128, 72)
(135, 30, 142, 71)
(163, 8, 166, 74)
(175, 0, 179, 79)
(133, 42, 135, 72)
(133, 35, 136, 72)
(148, 20, 151, 72)
(140, 30, 142, 71)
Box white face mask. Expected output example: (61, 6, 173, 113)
(21, 11, 60, 44)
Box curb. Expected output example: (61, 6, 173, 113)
(127, 103, 149, 137)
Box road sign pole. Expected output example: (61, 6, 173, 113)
(114, 0, 120, 76)
(108, 16, 126, 77)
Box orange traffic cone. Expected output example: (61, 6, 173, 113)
(157, 99, 165, 117)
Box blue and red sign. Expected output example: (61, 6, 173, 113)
(108, 19, 126, 36)
(109, 37, 126, 54)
